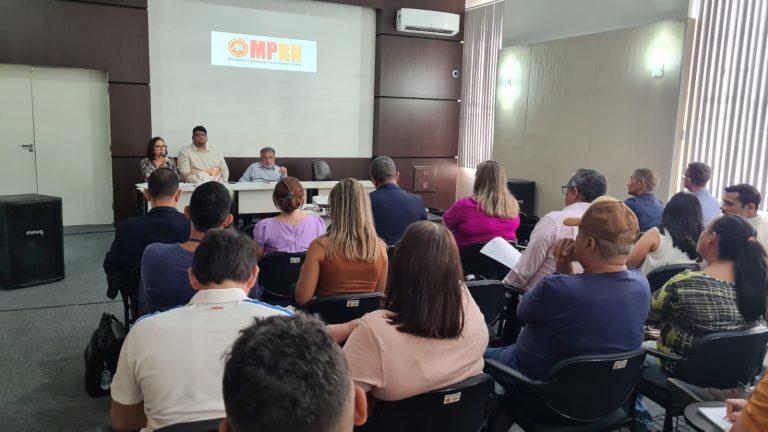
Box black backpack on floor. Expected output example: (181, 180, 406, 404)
(84, 313, 126, 397)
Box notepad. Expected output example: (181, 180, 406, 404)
(698, 406, 733, 431)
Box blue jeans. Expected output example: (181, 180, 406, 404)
(484, 344, 519, 368)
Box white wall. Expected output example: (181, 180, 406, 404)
(502, 0, 690, 47)
(494, 19, 687, 216)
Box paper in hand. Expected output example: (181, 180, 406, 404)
(480, 237, 522, 269)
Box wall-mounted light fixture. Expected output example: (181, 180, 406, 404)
(650, 46, 669, 78)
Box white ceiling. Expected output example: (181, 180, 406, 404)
(502, 0, 691, 47)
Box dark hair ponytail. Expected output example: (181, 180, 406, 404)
(712, 215, 768, 321)
(272, 177, 304, 214)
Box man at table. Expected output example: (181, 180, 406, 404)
(177, 125, 229, 183)
(239, 147, 288, 182)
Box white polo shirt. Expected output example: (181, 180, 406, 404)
(111, 288, 291, 432)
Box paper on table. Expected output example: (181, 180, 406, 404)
(480, 237, 522, 269)
(698, 406, 733, 431)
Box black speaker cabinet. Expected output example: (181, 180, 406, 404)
(507, 179, 536, 216)
(0, 194, 64, 289)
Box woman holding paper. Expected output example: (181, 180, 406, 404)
(443, 160, 520, 250)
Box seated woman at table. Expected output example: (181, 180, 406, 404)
(294, 178, 388, 307)
(443, 160, 520, 250)
(252, 176, 326, 261)
(626, 192, 703, 274)
(647, 214, 768, 373)
(139, 137, 180, 181)
(331, 221, 488, 401)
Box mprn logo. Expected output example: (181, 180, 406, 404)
(26, 229, 44, 236)
(228, 38, 248, 57)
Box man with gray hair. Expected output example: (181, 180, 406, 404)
(504, 168, 608, 291)
(625, 168, 664, 232)
(368, 156, 427, 245)
(239, 147, 288, 182)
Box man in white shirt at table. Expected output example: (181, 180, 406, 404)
(239, 147, 288, 182)
(177, 125, 229, 183)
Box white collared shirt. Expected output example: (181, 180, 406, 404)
(177, 144, 229, 183)
(504, 202, 589, 291)
(111, 288, 290, 431)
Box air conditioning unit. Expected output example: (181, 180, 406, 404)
(396, 9, 460, 37)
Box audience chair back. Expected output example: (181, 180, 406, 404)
(356, 373, 496, 432)
(154, 418, 224, 432)
(465, 279, 506, 327)
(258, 252, 307, 307)
(312, 160, 333, 181)
(646, 263, 700, 293)
(303, 292, 384, 324)
(240, 223, 256, 240)
(120, 266, 142, 327)
(638, 327, 768, 432)
(485, 350, 646, 430)
(460, 241, 515, 280)
(667, 326, 768, 388)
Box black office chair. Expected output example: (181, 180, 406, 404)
(240, 222, 256, 239)
(108, 266, 142, 327)
(386, 244, 397, 260)
(312, 160, 333, 181)
(303, 292, 384, 324)
(258, 252, 307, 307)
(639, 326, 768, 432)
(154, 418, 224, 432)
(356, 373, 497, 432)
(646, 263, 700, 293)
(485, 350, 647, 432)
(465, 279, 506, 345)
(460, 241, 516, 280)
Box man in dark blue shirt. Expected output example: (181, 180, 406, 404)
(103, 168, 190, 300)
(486, 196, 650, 380)
(368, 156, 427, 245)
(625, 168, 664, 232)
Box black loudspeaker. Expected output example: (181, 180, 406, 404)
(0, 194, 64, 289)
(507, 179, 536, 216)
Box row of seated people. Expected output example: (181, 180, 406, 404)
(106, 160, 768, 430)
(108, 189, 768, 431)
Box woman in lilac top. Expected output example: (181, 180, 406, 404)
(253, 177, 326, 260)
(443, 160, 521, 249)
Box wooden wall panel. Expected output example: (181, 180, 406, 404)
(112, 157, 144, 222)
(0, 0, 149, 83)
(376, 35, 463, 99)
(391, 157, 458, 209)
(374, 98, 459, 157)
(109, 84, 151, 156)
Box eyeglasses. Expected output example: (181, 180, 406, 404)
(193, 132, 207, 137)
(561, 185, 577, 195)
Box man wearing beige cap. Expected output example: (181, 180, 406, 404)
(485, 196, 650, 380)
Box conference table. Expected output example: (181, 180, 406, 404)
(135, 180, 376, 215)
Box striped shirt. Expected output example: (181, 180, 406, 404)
(648, 270, 762, 372)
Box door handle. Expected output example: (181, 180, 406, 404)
(21, 144, 34, 152)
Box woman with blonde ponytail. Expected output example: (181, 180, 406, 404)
(294, 178, 388, 306)
(443, 160, 521, 250)
(252, 176, 326, 261)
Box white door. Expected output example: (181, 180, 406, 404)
(0, 65, 38, 195)
(31, 67, 113, 226)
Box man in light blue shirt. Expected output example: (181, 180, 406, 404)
(683, 162, 720, 226)
(239, 147, 288, 182)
